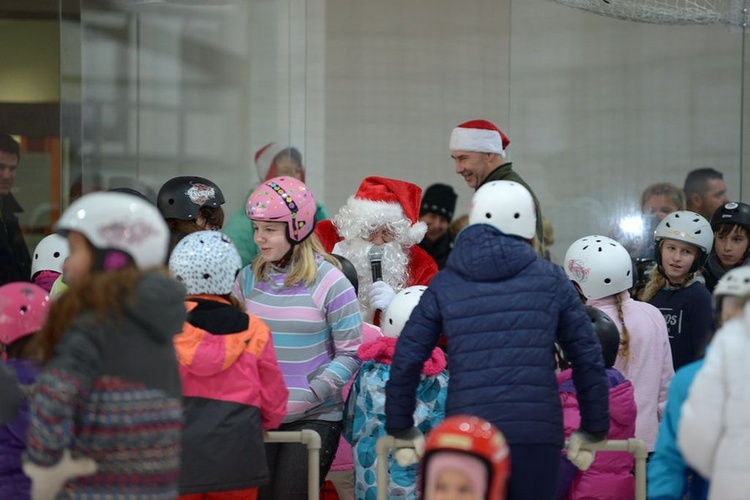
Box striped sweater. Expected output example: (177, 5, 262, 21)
(233, 256, 363, 423)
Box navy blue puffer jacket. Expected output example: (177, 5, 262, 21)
(386, 224, 609, 447)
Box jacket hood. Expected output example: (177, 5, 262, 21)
(175, 298, 254, 377)
(123, 272, 187, 344)
(448, 224, 537, 282)
(358, 336, 447, 376)
(558, 368, 636, 430)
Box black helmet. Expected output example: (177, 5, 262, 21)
(584, 305, 620, 369)
(157, 176, 225, 220)
(710, 201, 750, 232)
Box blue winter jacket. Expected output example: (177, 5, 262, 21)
(647, 359, 709, 500)
(385, 224, 610, 447)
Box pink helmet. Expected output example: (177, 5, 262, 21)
(0, 282, 51, 347)
(246, 176, 317, 243)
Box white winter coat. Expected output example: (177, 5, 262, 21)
(678, 307, 750, 500)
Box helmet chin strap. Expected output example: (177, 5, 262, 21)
(657, 265, 689, 289)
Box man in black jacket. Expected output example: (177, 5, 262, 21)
(0, 135, 31, 285)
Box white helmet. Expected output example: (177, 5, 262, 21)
(654, 210, 713, 272)
(169, 231, 242, 295)
(564, 235, 633, 300)
(55, 192, 169, 271)
(381, 285, 427, 338)
(30, 234, 69, 278)
(713, 266, 750, 300)
(469, 181, 536, 239)
(654, 211, 713, 254)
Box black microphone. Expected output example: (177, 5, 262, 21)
(368, 245, 384, 282)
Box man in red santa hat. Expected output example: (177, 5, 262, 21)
(450, 119, 545, 249)
(316, 176, 438, 324)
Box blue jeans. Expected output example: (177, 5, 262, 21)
(259, 420, 342, 500)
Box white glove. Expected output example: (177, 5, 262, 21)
(23, 449, 98, 500)
(390, 427, 425, 467)
(370, 281, 396, 311)
(566, 430, 603, 471)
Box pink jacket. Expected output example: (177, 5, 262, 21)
(175, 296, 288, 431)
(588, 292, 673, 451)
(559, 368, 636, 499)
(329, 322, 383, 472)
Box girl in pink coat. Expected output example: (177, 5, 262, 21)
(557, 306, 637, 499)
(565, 235, 673, 452)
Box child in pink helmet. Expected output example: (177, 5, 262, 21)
(233, 176, 362, 499)
(0, 282, 50, 499)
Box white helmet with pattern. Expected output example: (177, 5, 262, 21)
(30, 234, 69, 278)
(564, 235, 633, 300)
(55, 192, 169, 271)
(381, 285, 427, 338)
(169, 231, 242, 295)
(469, 180, 536, 239)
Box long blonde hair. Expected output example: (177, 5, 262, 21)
(252, 234, 340, 287)
(615, 293, 631, 365)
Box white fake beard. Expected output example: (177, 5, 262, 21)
(333, 238, 409, 322)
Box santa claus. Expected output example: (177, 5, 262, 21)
(316, 176, 438, 323)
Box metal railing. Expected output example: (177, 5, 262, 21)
(265, 430, 322, 499)
(375, 435, 648, 500)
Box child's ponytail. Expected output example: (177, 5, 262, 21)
(615, 293, 631, 365)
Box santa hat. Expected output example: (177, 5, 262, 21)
(344, 176, 427, 245)
(449, 119, 510, 158)
(254, 142, 306, 182)
(425, 452, 488, 499)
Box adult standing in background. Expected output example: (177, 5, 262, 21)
(0, 135, 31, 285)
(449, 119, 545, 249)
(418, 183, 457, 269)
(683, 167, 729, 221)
(223, 143, 330, 267)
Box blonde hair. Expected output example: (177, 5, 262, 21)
(252, 234, 340, 287)
(615, 293, 631, 365)
(640, 183, 686, 213)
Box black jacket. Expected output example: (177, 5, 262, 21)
(0, 194, 31, 285)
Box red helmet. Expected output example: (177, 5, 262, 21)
(422, 415, 511, 500)
(0, 282, 51, 348)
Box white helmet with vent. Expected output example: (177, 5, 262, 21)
(469, 180, 536, 240)
(564, 235, 633, 300)
(381, 285, 427, 338)
(654, 211, 713, 254)
(713, 266, 750, 300)
(30, 234, 69, 278)
(169, 231, 242, 295)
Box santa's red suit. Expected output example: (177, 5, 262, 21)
(315, 219, 437, 287)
